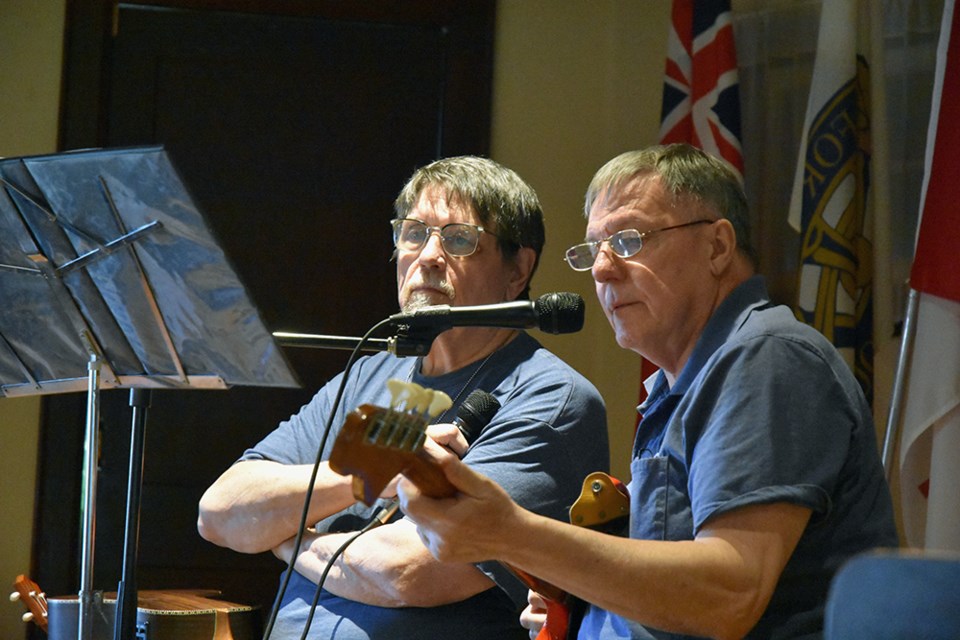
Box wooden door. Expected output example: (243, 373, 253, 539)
(32, 1, 494, 632)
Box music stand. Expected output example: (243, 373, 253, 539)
(0, 146, 299, 640)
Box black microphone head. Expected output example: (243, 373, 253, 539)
(455, 389, 501, 444)
(534, 292, 585, 334)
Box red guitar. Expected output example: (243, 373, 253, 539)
(329, 379, 629, 640)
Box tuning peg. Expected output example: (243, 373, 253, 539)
(387, 378, 420, 410)
(427, 389, 452, 418)
(9, 591, 20, 602)
(22, 611, 34, 623)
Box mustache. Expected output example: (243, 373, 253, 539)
(402, 276, 455, 312)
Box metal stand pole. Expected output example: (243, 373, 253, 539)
(882, 287, 920, 479)
(114, 388, 152, 640)
(78, 354, 102, 640)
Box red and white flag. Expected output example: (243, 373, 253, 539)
(898, 0, 960, 551)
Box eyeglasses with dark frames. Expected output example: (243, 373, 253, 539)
(564, 219, 714, 271)
(391, 218, 496, 257)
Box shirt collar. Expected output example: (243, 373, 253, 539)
(669, 275, 771, 396)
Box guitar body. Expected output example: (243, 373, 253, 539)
(535, 472, 631, 640)
(47, 590, 259, 640)
(11, 576, 259, 640)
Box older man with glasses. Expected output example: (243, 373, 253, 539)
(197, 156, 609, 639)
(398, 144, 897, 640)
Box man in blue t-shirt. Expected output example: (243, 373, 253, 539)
(398, 144, 898, 639)
(198, 156, 609, 639)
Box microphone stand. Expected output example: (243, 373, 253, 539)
(274, 292, 585, 358)
(272, 333, 394, 352)
(273, 327, 438, 357)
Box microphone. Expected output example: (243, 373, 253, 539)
(388, 292, 585, 335)
(452, 389, 501, 447)
(371, 389, 500, 525)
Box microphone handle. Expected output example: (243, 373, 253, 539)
(454, 418, 473, 443)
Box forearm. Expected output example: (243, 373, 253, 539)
(492, 503, 806, 640)
(400, 459, 807, 640)
(197, 459, 356, 553)
(496, 515, 751, 638)
(278, 519, 494, 608)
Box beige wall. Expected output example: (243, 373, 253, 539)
(0, 3, 664, 634)
(491, 0, 671, 480)
(0, 3, 66, 639)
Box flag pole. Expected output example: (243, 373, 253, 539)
(881, 287, 920, 479)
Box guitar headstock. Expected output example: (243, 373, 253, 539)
(330, 379, 452, 506)
(9, 574, 48, 632)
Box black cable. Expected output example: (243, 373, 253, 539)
(298, 502, 401, 640)
(261, 317, 395, 640)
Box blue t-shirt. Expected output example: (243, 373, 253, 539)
(242, 332, 609, 639)
(579, 276, 897, 640)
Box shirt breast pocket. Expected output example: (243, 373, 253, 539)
(628, 454, 693, 541)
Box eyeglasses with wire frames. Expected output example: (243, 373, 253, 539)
(391, 217, 497, 258)
(564, 219, 714, 271)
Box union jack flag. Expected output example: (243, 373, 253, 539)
(659, 0, 744, 181)
(638, 0, 744, 409)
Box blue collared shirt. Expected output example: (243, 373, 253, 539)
(579, 276, 897, 639)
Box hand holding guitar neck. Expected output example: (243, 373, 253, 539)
(330, 379, 455, 505)
(369, 388, 501, 524)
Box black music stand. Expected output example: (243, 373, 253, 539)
(0, 146, 299, 640)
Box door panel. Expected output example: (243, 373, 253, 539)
(36, 0, 494, 625)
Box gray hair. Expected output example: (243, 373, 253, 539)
(584, 144, 757, 267)
(395, 156, 545, 298)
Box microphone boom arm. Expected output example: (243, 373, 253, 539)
(272, 331, 436, 357)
